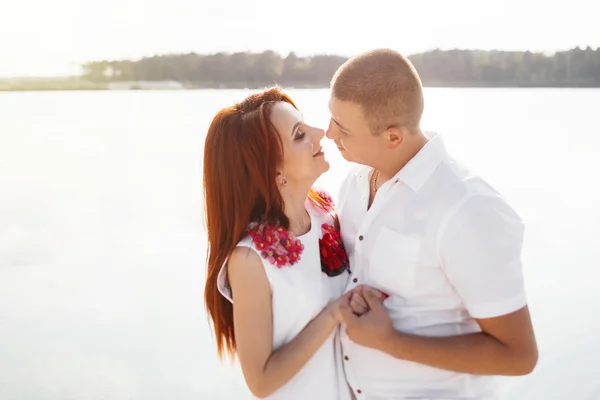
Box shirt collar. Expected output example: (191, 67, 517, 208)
(353, 131, 447, 193)
(394, 131, 446, 192)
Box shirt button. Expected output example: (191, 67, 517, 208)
(357, 389, 362, 394)
(353, 278, 358, 283)
(394, 179, 399, 183)
(358, 235, 364, 241)
(344, 355, 349, 360)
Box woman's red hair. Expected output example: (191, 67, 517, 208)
(203, 87, 331, 360)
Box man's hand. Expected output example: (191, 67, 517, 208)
(341, 287, 395, 350)
(347, 285, 387, 317)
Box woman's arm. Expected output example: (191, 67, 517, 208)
(227, 246, 351, 398)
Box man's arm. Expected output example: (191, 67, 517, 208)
(341, 194, 538, 376)
(382, 304, 537, 375)
(342, 289, 537, 376)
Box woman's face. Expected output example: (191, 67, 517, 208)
(270, 101, 329, 187)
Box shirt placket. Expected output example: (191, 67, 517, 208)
(342, 176, 402, 399)
(351, 176, 401, 286)
(341, 350, 365, 399)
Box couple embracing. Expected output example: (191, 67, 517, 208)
(203, 49, 538, 400)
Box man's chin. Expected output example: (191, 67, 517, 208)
(339, 150, 354, 162)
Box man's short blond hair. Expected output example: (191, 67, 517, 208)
(331, 48, 424, 135)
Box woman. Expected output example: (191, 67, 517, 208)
(203, 87, 368, 399)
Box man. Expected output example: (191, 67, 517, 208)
(327, 49, 538, 399)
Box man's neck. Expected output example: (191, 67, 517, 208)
(378, 130, 428, 182)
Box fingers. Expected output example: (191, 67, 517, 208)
(350, 292, 368, 309)
(341, 290, 354, 302)
(349, 292, 369, 316)
(363, 287, 386, 309)
(339, 300, 358, 325)
(348, 284, 366, 297)
(367, 288, 386, 301)
(351, 285, 388, 301)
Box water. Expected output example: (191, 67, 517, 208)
(0, 88, 599, 400)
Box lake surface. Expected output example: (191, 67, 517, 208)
(1, 88, 599, 399)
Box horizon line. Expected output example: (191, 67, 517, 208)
(2, 45, 598, 80)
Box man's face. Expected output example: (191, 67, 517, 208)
(326, 96, 384, 166)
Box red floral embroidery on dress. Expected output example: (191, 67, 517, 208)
(247, 189, 349, 274)
(247, 221, 350, 276)
(318, 223, 349, 276)
(247, 222, 304, 267)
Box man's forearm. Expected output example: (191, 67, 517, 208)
(379, 330, 536, 376)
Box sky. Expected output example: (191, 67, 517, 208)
(0, 0, 598, 77)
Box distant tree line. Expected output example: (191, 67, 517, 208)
(81, 47, 600, 88)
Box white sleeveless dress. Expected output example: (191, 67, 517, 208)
(217, 199, 352, 400)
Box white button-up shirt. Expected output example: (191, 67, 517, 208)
(337, 133, 527, 400)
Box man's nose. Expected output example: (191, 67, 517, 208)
(326, 120, 337, 140)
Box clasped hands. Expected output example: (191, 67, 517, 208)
(330, 284, 396, 351)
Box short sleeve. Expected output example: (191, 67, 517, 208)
(439, 194, 528, 319)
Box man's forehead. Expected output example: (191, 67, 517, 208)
(329, 96, 346, 117)
(330, 98, 361, 120)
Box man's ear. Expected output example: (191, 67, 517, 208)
(386, 126, 405, 149)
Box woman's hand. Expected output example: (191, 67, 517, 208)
(325, 285, 388, 325)
(348, 285, 387, 316)
(326, 291, 354, 324)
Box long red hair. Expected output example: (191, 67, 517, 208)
(203, 87, 331, 360)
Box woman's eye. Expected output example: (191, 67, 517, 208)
(294, 130, 306, 141)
